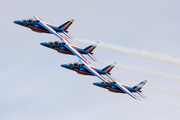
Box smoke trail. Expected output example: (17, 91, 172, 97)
(148, 98, 180, 108)
(145, 86, 180, 97)
(73, 39, 180, 66)
(99, 60, 180, 83)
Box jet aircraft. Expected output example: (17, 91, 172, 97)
(14, 16, 92, 64)
(93, 80, 147, 99)
(14, 16, 74, 39)
(40, 41, 98, 62)
(61, 60, 147, 100)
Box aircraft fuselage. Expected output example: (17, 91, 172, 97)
(93, 82, 138, 93)
(14, 20, 64, 33)
(40, 42, 91, 55)
(61, 64, 108, 76)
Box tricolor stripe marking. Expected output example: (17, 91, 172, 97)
(63, 31, 74, 39)
(115, 84, 140, 100)
(137, 91, 147, 99)
(88, 53, 98, 62)
(106, 74, 117, 82)
(65, 45, 90, 64)
(84, 66, 109, 83)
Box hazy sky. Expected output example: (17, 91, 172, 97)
(0, 0, 180, 120)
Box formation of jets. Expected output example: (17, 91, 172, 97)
(14, 16, 147, 100)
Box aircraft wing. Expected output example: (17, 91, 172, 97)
(33, 16, 73, 39)
(106, 74, 140, 100)
(78, 59, 109, 83)
(64, 45, 90, 64)
(33, 16, 70, 44)
(84, 65, 110, 83)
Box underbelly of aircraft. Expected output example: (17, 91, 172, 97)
(29, 26, 51, 33)
(54, 48, 74, 55)
(107, 87, 125, 93)
(75, 70, 94, 76)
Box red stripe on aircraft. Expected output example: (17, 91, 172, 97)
(121, 85, 140, 100)
(45, 23, 71, 44)
(70, 46, 90, 64)
(138, 91, 147, 99)
(88, 66, 109, 83)
(89, 54, 98, 62)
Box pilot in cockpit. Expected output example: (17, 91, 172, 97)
(21, 18, 40, 23)
(48, 41, 66, 45)
(68, 62, 85, 66)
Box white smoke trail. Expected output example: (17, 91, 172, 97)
(145, 86, 180, 97)
(148, 98, 180, 108)
(99, 60, 180, 83)
(73, 39, 180, 66)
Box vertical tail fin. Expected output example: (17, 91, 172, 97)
(84, 43, 98, 62)
(133, 80, 147, 90)
(58, 19, 74, 31)
(83, 43, 97, 53)
(102, 62, 116, 73)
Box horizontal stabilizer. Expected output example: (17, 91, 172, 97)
(136, 91, 147, 99)
(133, 80, 147, 90)
(87, 53, 98, 62)
(64, 45, 90, 64)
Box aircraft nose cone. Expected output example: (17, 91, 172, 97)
(40, 42, 53, 48)
(13, 20, 22, 25)
(61, 64, 69, 69)
(93, 82, 101, 86)
(40, 42, 48, 46)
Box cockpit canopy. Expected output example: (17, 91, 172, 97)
(48, 41, 66, 45)
(21, 18, 40, 23)
(110, 82, 116, 84)
(100, 81, 108, 84)
(68, 62, 85, 66)
(100, 81, 116, 84)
